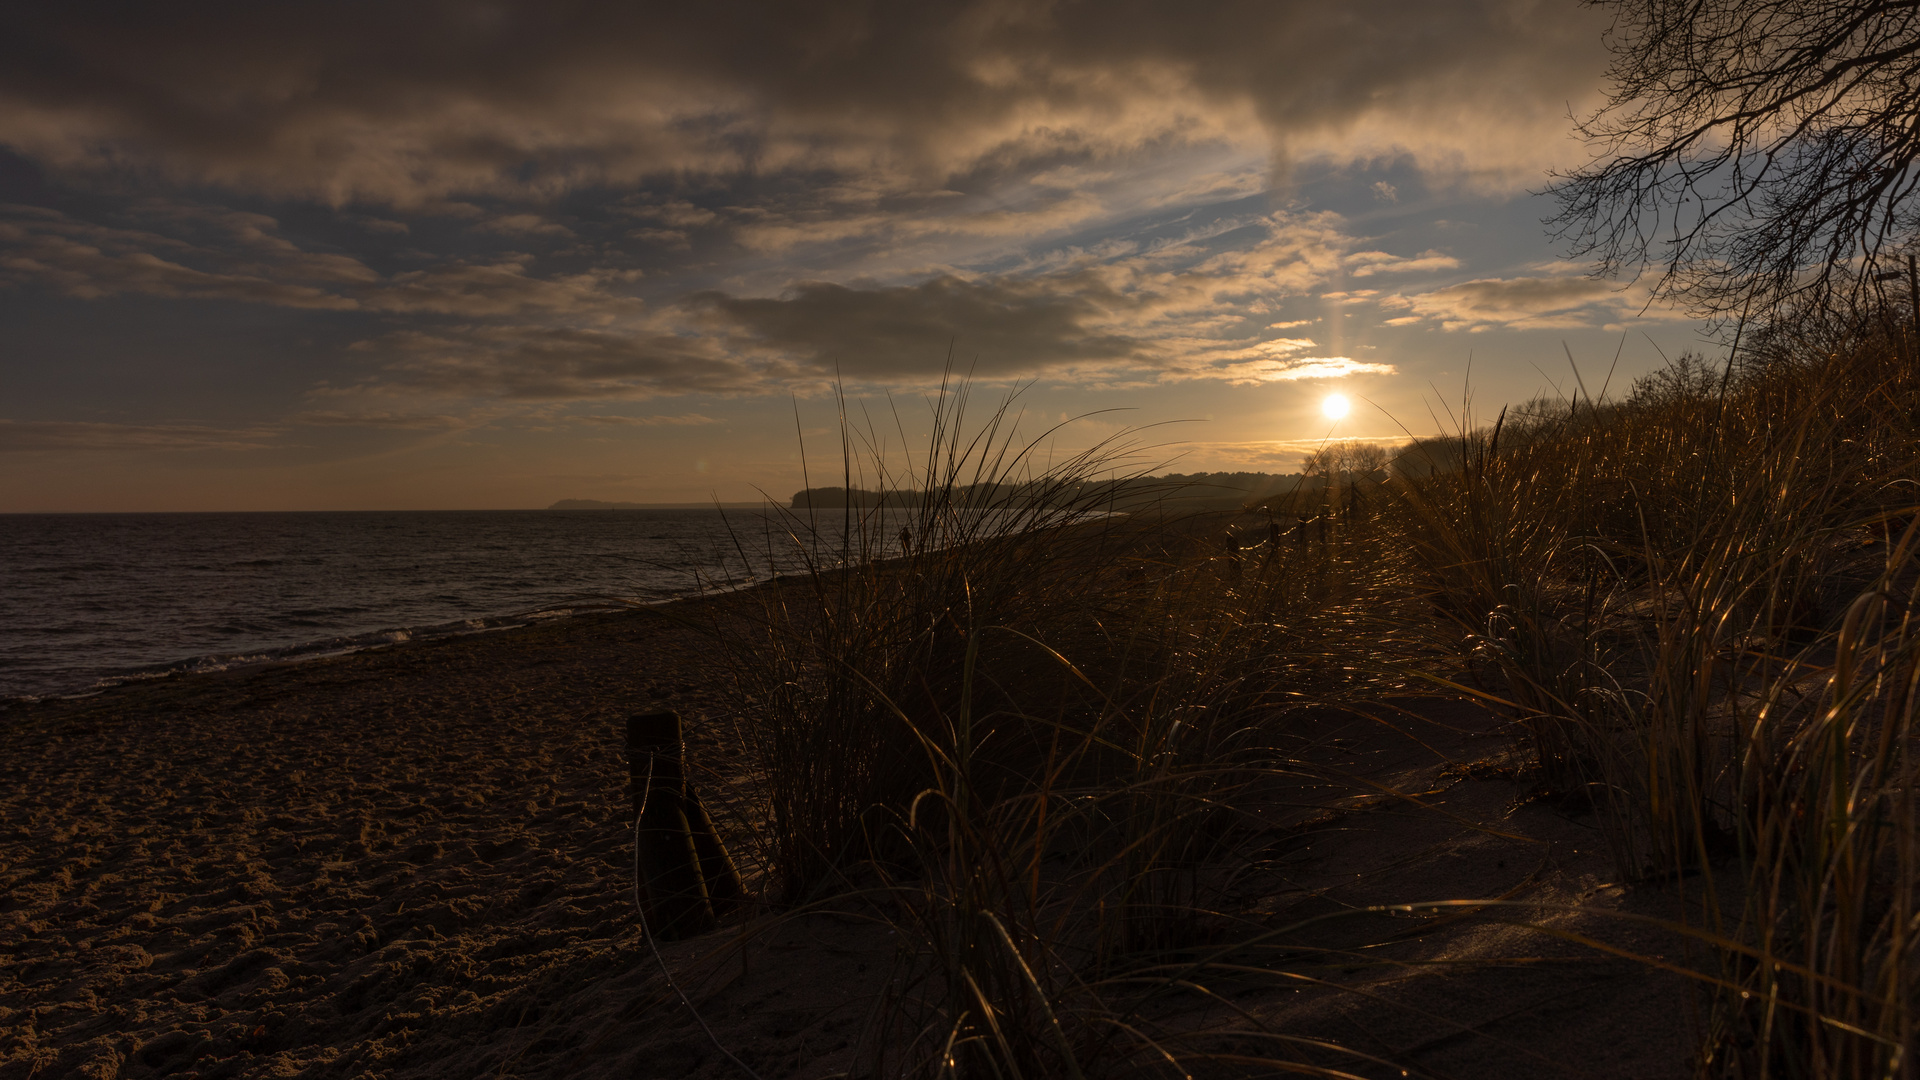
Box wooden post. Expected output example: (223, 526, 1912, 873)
(627, 711, 714, 939)
(686, 793, 744, 913)
(627, 711, 680, 821)
(625, 710, 744, 937)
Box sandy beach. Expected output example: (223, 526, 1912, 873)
(0, 605, 763, 1079)
(1, 575, 1711, 1079)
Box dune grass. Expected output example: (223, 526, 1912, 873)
(668, 316, 1920, 1077)
(1396, 312, 1920, 1076)
(672, 379, 1454, 1076)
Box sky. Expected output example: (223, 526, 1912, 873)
(0, 0, 1713, 512)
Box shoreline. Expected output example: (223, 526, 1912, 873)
(1, 596, 738, 716)
(2, 505, 1146, 707)
(1, 596, 710, 709)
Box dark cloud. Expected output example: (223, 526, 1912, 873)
(0, 205, 638, 317)
(0, 2, 1605, 204)
(347, 325, 787, 400)
(473, 213, 575, 238)
(695, 275, 1153, 378)
(570, 413, 721, 426)
(0, 204, 366, 308)
(290, 411, 468, 430)
(370, 261, 637, 317)
(0, 419, 278, 452)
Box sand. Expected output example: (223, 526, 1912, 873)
(2, 597, 1705, 1079)
(0, 607, 768, 1079)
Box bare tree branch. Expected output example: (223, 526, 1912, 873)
(1549, 0, 1920, 325)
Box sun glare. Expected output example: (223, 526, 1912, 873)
(1321, 393, 1350, 420)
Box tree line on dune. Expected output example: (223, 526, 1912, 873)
(788, 470, 1311, 510)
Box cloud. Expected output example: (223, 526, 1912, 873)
(1316, 289, 1381, 304)
(342, 214, 410, 235)
(290, 410, 468, 430)
(682, 208, 1385, 385)
(1199, 358, 1398, 384)
(474, 213, 575, 238)
(1, 195, 1427, 405)
(345, 325, 788, 401)
(342, 208, 1411, 400)
(0, 204, 367, 308)
(571, 413, 721, 426)
(1345, 249, 1460, 278)
(0, 2, 1608, 206)
(0, 419, 278, 452)
(727, 188, 1110, 255)
(1388, 272, 1658, 330)
(619, 199, 720, 230)
(694, 274, 1154, 379)
(0, 204, 640, 318)
(368, 261, 637, 317)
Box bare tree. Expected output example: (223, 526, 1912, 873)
(1302, 441, 1392, 485)
(1346, 442, 1391, 477)
(1302, 445, 1338, 486)
(1550, 0, 1920, 324)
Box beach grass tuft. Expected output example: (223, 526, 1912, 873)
(1398, 307, 1920, 1075)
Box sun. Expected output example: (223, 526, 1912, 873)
(1321, 393, 1350, 420)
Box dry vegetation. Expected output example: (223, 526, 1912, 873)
(682, 381, 1433, 1077)
(668, 313, 1920, 1078)
(1397, 307, 1920, 1076)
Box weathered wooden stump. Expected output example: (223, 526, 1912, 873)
(626, 711, 743, 940)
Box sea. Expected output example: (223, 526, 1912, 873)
(0, 508, 903, 703)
